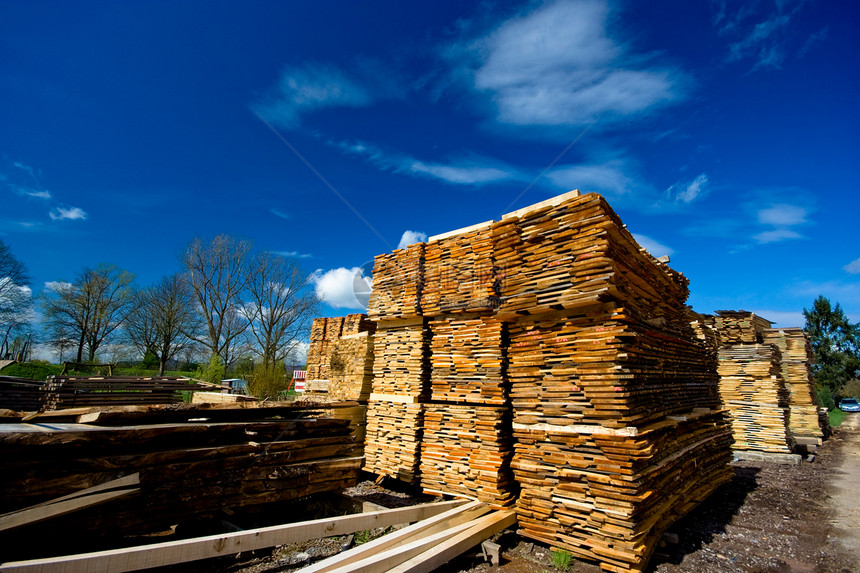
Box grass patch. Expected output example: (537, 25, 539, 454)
(551, 548, 573, 571)
(0, 362, 63, 380)
(830, 408, 847, 428)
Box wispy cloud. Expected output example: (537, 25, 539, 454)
(757, 203, 807, 226)
(407, 160, 513, 185)
(333, 137, 521, 186)
(667, 173, 709, 204)
(843, 258, 860, 275)
(714, 0, 809, 70)
(253, 64, 373, 128)
(753, 228, 803, 244)
(49, 206, 87, 221)
(272, 250, 313, 259)
(633, 234, 674, 258)
(546, 159, 640, 201)
(398, 230, 427, 249)
(44, 280, 73, 292)
(270, 208, 290, 220)
(310, 267, 369, 310)
(457, 0, 685, 128)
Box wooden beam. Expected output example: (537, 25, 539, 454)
(302, 501, 489, 573)
(387, 510, 517, 573)
(0, 489, 137, 533)
(0, 500, 466, 573)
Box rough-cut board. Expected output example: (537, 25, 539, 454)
(763, 328, 823, 441)
(0, 501, 466, 573)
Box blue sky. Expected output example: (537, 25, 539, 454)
(2, 0, 859, 331)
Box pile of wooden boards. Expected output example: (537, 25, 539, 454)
(763, 328, 824, 442)
(306, 315, 375, 402)
(365, 190, 733, 571)
(42, 376, 208, 409)
(0, 401, 363, 561)
(0, 376, 46, 411)
(709, 311, 794, 453)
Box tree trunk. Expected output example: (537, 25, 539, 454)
(76, 335, 85, 363)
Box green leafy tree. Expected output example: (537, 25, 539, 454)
(803, 296, 860, 394)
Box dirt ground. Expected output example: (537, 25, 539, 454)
(175, 417, 860, 573)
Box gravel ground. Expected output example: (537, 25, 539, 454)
(165, 417, 859, 573)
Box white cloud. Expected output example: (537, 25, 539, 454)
(843, 258, 860, 275)
(310, 267, 368, 309)
(287, 341, 309, 365)
(332, 137, 520, 186)
(49, 206, 87, 221)
(547, 160, 637, 200)
(398, 230, 427, 249)
(757, 204, 807, 226)
(44, 280, 73, 292)
(716, 1, 808, 70)
(632, 234, 674, 258)
(270, 209, 290, 220)
(753, 228, 803, 244)
(253, 64, 372, 128)
(272, 250, 312, 259)
(464, 0, 683, 127)
(407, 161, 513, 185)
(668, 173, 708, 204)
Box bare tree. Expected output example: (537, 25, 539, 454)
(0, 239, 31, 358)
(182, 235, 252, 368)
(245, 252, 318, 367)
(41, 264, 136, 362)
(126, 274, 201, 375)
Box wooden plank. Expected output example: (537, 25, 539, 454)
(387, 510, 517, 573)
(368, 394, 419, 404)
(428, 220, 494, 243)
(0, 500, 466, 573)
(302, 501, 488, 573)
(0, 489, 138, 533)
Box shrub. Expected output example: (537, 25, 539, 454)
(551, 548, 573, 571)
(246, 362, 290, 401)
(195, 355, 225, 385)
(816, 385, 835, 410)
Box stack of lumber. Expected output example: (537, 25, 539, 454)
(42, 376, 207, 410)
(717, 343, 792, 452)
(305, 315, 374, 399)
(364, 318, 430, 482)
(328, 331, 375, 401)
(428, 314, 507, 405)
(712, 311, 772, 344)
(0, 402, 363, 558)
(0, 376, 46, 411)
(491, 192, 691, 334)
(366, 243, 424, 320)
(512, 410, 732, 572)
(420, 404, 516, 509)
(763, 328, 823, 441)
(422, 222, 498, 315)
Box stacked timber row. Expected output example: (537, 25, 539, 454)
(419, 222, 516, 508)
(0, 402, 363, 561)
(712, 311, 793, 453)
(497, 193, 731, 572)
(763, 328, 824, 443)
(365, 190, 732, 571)
(43, 376, 208, 409)
(305, 315, 375, 401)
(365, 243, 428, 483)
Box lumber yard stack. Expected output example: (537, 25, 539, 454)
(0, 401, 363, 560)
(498, 193, 731, 572)
(712, 311, 793, 453)
(419, 222, 516, 509)
(306, 315, 375, 401)
(365, 190, 733, 572)
(41, 376, 209, 409)
(0, 376, 47, 411)
(763, 328, 824, 442)
(364, 242, 429, 483)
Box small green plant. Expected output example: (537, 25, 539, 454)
(246, 362, 290, 400)
(354, 529, 374, 545)
(195, 355, 225, 385)
(551, 548, 572, 571)
(830, 408, 847, 428)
